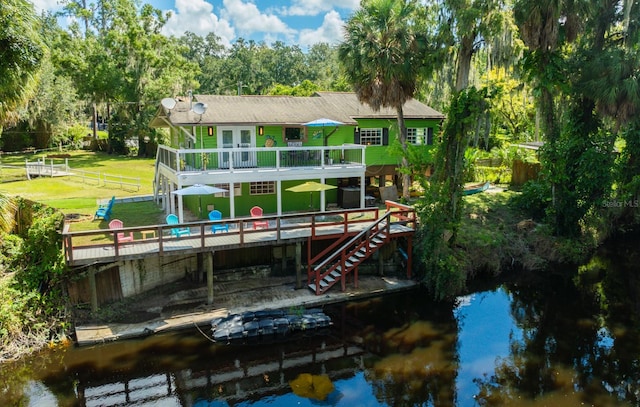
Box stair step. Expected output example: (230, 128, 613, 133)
(330, 270, 341, 279)
(319, 280, 330, 288)
(355, 250, 366, 258)
(324, 275, 336, 283)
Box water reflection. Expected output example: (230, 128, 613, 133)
(3, 235, 640, 406)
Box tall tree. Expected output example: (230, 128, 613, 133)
(0, 0, 46, 133)
(514, 0, 586, 234)
(339, 0, 424, 200)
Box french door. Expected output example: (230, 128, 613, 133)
(218, 126, 256, 168)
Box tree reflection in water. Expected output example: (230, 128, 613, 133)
(3, 235, 640, 406)
(473, 236, 640, 406)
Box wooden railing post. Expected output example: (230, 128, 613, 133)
(113, 233, 119, 257)
(341, 251, 346, 291)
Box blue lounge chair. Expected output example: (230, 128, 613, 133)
(166, 214, 190, 238)
(95, 196, 115, 221)
(209, 210, 229, 234)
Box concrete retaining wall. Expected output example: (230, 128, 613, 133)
(118, 254, 198, 298)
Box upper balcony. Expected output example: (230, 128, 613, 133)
(155, 144, 367, 185)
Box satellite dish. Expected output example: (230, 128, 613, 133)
(192, 102, 207, 115)
(161, 98, 176, 110)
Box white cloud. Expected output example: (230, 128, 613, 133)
(286, 0, 359, 17)
(221, 0, 294, 37)
(162, 0, 236, 47)
(298, 10, 345, 46)
(30, 0, 62, 14)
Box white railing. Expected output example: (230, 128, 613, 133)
(25, 158, 70, 179)
(25, 159, 141, 190)
(156, 144, 366, 173)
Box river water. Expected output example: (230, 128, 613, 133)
(2, 235, 640, 407)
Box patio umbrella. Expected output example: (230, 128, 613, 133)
(171, 184, 227, 220)
(289, 373, 335, 401)
(302, 118, 344, 146)
(286, 181, 337, 209)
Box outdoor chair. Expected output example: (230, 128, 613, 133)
(166, 214, 191, 238)
(209, 210, 229, 234)
(250, 206, 269, 230)
(108, 219, 134, 245)
(95, 196, 115, 221)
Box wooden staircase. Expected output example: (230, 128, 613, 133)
(308, 212, 392, 295)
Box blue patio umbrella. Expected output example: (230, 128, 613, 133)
(302, 118, 344, 146)
(302, 118, 344, 127)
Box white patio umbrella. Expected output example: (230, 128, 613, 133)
(171, 184, 227, 220)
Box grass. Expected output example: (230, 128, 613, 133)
(1, 150, 161, 231)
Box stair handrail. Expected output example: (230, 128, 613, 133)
(308, 233, 351, 284)
(311, 212, 391, 294)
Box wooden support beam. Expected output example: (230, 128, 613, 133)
(295, 242, 302, 289)
(407, 237, 413, 279)
(89, 267, 98, 313)
(207, 251, 214, 305)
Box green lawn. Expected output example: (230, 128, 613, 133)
(0, 150, 162, 231)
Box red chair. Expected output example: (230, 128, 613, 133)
(108, 219, 134, 245)
(250, 206, 269, 229)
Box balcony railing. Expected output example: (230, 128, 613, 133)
(62, 203, 416, 267)
(156, 144, 366, 173)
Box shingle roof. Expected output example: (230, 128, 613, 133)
(150, 92, 444, 128)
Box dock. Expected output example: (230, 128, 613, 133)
(74, 274, 418, 346)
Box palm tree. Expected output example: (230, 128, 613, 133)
(0, 0, 45, 131)
(0, 193, 16, 234)
(339, 0, 423, 200)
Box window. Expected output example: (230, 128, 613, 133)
(214, 184, 241, 197)
(250, 181, 275, 195)
(284, 127, 305, 141)
(359, 128, 383, 145)
(407, 128, 434, 145)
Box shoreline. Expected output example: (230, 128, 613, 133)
(73, 275, 419, 346)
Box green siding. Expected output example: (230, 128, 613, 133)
(182, 179, 339, 219)
(178, 119, 439, 217)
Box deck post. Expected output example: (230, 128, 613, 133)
(295, 242, 302, 289)
(207, 251, 214, 305)
(407, 236, 413, 279)
(89, 267, 98, 313)
(281, 245, 287, 274)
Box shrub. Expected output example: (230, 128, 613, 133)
(512, 180, 552, 221)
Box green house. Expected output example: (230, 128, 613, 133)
(150, 92, 443, 221)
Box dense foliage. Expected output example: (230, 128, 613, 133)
(0, 198, 66, 362)
(1, 0, 640, 302)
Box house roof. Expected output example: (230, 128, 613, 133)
(150, 92, 444, 128)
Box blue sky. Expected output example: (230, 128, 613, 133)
(32, 0, 359, 49)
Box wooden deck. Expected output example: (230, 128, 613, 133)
(63, 202, 417, 267)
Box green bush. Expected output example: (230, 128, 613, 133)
(512, 180, 552, 221)
(0, 234, 24, 270)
